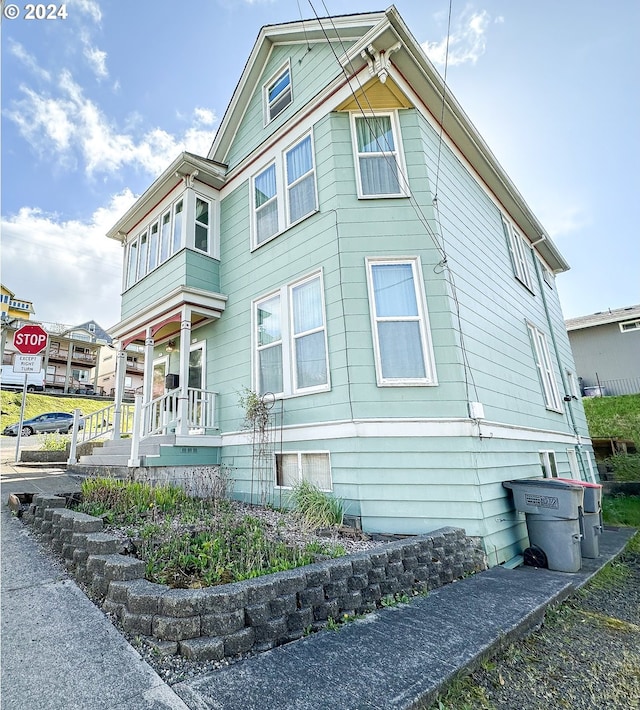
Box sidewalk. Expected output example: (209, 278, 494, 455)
(1, 463, 636, 710)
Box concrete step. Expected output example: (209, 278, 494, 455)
(78, 454, 132, 466)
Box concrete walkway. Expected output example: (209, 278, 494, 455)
(1, 462, 636, 710)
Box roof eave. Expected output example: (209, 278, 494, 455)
(106, 153, 227, 242)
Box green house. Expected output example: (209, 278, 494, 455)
(77, 7, 596, 566)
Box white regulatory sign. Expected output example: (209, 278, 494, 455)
(13, 355, 43, 373)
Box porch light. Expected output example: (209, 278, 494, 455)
(165, 340, 176, 353)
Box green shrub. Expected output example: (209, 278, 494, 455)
(603, 453, 640, 482)
(40, 433, 70, 451)
(289, 480, 344, 528)
(602, 495, 640, 528)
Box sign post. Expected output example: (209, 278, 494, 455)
(13, 324, 48, 464)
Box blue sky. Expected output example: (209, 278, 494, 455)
(2, 0, 639, 329)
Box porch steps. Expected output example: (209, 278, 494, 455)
(76, 435, 176, 467)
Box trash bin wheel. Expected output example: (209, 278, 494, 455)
(523, 545, 548, 568)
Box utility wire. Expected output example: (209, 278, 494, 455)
(310, 0, 480, 406)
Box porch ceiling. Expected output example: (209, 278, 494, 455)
(109, 285, 227, 347)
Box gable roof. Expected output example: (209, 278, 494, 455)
(207, 5, 569, 273)
(565, 305, 640, 331)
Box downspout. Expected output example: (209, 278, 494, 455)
(530, 237, 591, 481)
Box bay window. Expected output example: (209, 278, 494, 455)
(352, 113, 407, 197)
(195, 197, 210, 253)
(251, 132, 317, 248)
(254, 164, 278, 245)
(366, 257, 436, 385)
(254, 272, 328, 396)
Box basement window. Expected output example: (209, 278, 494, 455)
(275, 452, 332, 490)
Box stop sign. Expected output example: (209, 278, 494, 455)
(13, 324, 49, 355)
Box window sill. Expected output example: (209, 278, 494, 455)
(250, 209, 319, 252)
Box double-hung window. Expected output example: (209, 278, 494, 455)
(502, 217, 534, 291)
(195, 197, 210, 253)
(286, 135, 317, 224)
(527, 323, 563, 411)
(352, 113, 407, 198)
(366, 257, 436, 386)
(254, 164, 279, 245)
(255, 272, 329, 396)
(264, 64, 292, 123)
(252, 133, 317, 248)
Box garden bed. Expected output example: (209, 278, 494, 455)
(20, 484, 488, 662)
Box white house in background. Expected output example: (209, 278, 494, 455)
(566, 305, 640, 396)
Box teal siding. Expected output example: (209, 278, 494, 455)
(219, 432, 588, 564)
(121, 249, 220, 321)
(225, 42, 353, 168)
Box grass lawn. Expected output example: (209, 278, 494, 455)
(1, 391, 110, 428)
(603, 495, 640, 528)
(582, 393, 640, 447)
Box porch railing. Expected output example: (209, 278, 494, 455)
(67, 401, 136, 463)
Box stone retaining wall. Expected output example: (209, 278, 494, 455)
(23, 494, 487, 661)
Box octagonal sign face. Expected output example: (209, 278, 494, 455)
(13, 324, 48, 355)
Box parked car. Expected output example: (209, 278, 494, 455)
(2, 412, 84, 437)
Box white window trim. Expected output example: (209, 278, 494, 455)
(503, 217, 534, 292)
(527, 322, 563, 412)
(619, 319, 640, 333)
(253, 270, 330, 397)
(263, 60, 292, 125)
(274, 451, 332, 491)
(284, 132, 318, 229)
(366, 256, 437, 387)
(251, 132, 318, 250)
(350, 111, 410, 199)
(194, 195, 211, 255)
(567, 448, 580, 480)
(565, 369, 579, 399)
(252, 161, 280, 248)
(539, 450, 558, 478)
(189, 341, 206, 389)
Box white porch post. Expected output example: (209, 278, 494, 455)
(177, 309, 191, 436)
(112, 345, 127, 440)
(143, 330, 155, 404)
(142, 330, 155, 437)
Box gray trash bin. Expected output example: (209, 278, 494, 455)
(503, 478, 584, 572)
(557, 479, 603, 558)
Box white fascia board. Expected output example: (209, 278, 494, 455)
(108, 286, 227, 340)
(382, 7, 569, 274)
(208, 12, 386, 165)
(220, 416, 585, 447)
(106, 153, 226, 242)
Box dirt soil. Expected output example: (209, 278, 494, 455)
(430, 539, 640, 710)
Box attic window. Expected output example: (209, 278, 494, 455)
(620, 319, 640, 333)
(265, 64, 292, 123)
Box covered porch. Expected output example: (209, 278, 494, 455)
(68, 285, 227, 470)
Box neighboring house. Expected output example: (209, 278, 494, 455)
(566, 305, 640, 396)
(81, 8, 595, 566)
(96, 342, 144, 398)
(0, 283, 35, 323)
(43, 321, 111, 394)
(3, 319, 110, 394)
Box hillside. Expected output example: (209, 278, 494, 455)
(582, 394, 640, 448)
(1, 391, 110, 428)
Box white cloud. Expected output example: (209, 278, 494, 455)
(83, 40, 109, 79)
(5, 71, 217, 178)
(1, 191, 137, 328)
(422, 6, 492, 67)
(68, 0, 102, 24)
(540, 204, 592, 239)
(7, 39, 51, 81)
